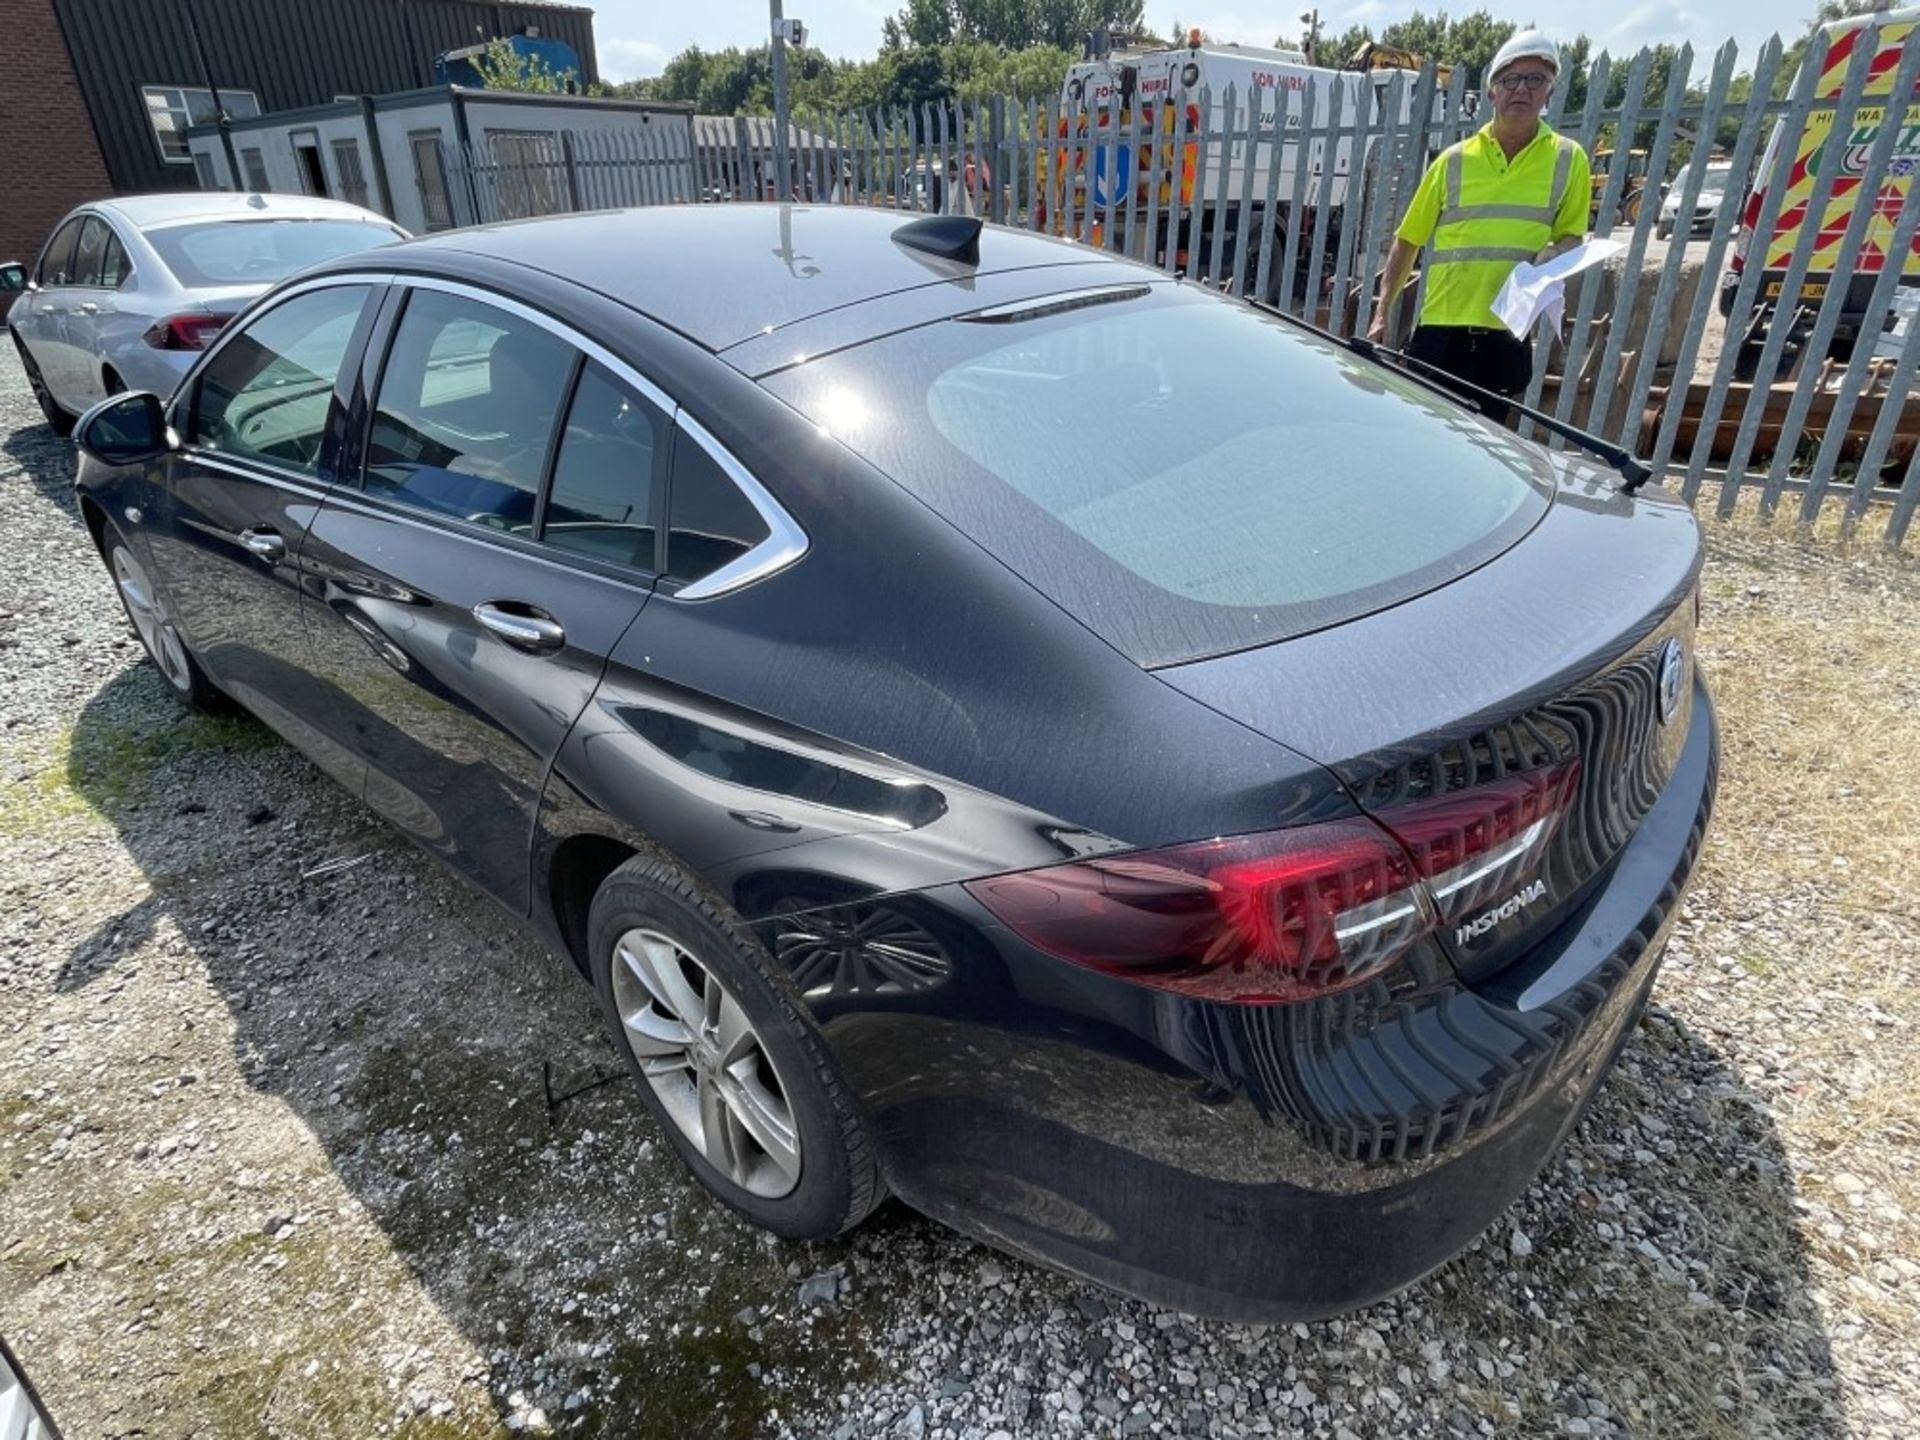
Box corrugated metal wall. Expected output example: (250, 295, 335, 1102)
(49, 0, 598, 196)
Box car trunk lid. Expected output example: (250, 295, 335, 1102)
(1156, 460, 1703, 981)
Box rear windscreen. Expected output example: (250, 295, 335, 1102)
(147, 218, 402, 287)
(763, 285, 1552, 665)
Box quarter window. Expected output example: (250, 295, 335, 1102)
(100, 233, 132, 288)
(666, 433, 771, 584)
(190, 285, 371, 474)
(542, 361, 668, 569)
(142, 85, 261, 165)
(364, 289, 574, 533)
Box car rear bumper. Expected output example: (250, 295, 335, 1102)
(791, 674, 1719, 1321)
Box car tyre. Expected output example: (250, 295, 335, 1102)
(10, 331, 75, 437)
(105, 536, 228, 712)
(588, 855, 885, 1239)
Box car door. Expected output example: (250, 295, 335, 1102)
(299, 281, 662, 912)
(14, 217, 84, 400)
(147, 280, 381, 783)
(60, 216, 120, 406)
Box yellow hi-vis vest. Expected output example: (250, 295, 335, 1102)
(1397, 125, 1590, 329)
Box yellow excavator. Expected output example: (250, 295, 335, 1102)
(1590, 148, 1649, 229)
(1346, 41, 1453, 89)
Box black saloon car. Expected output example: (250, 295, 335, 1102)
(68, 205, 1717, 1321)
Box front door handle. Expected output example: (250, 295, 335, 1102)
(473, 601, 565, 652)
(239, 528, 286, 562)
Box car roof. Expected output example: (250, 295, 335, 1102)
(401, 205, 1145, 351)
(95, 192, 394, 230)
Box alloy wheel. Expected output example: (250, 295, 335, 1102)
(611, 926, 803, 1199)
(112, 546, 193, 695)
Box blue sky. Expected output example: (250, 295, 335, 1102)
(591, 0, 1818, 83)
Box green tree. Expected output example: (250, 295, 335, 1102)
(1325, 23, 1377, 65)
(1557, 32, 1592, 116)
(884, 0, 957, 48)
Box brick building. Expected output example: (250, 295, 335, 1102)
(1, 0, 114, 269)
(0, 0, 596, 268)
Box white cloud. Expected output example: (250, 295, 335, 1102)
(601, 38, 671, 82)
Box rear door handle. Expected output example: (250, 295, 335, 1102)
(239, 527, 286, 562)
(473, 600, 565, 652)
(74, 302, 100, 316)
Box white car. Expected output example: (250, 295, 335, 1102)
(1657, 161, 1735, 241)
(6, 192, 406, 435)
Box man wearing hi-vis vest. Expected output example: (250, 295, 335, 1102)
(1367, 31, 1591, 419)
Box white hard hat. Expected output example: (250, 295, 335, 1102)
(1488, 30, 1560, 80)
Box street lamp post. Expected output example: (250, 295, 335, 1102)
(769, 0, 792, 201)
(183, 0, 241, 187)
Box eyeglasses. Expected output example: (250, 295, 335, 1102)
(1495, 71, 1552, 93)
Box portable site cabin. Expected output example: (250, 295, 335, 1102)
(186, 87, 696, 234)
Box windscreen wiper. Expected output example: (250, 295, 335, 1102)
(1246, 299, 1656, 494)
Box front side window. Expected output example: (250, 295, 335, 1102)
(141, 85, 261, 165)
(190, 285, 371, 474)
(364, 289, 574, 533)
(36, 219, 82, 286)
(542, 361, 669, 569)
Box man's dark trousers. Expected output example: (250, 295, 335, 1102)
(1406, 325, 1534, 423)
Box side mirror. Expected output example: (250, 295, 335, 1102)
(0, 261, 25, 292)
(76, 391, 175, 466)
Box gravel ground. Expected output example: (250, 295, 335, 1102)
(2, 346, 1918, 1440)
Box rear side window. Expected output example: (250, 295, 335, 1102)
(542, 361, 669, 569)
(764, 286, 1552, 665)
(71, 218, 111, 287)
(37, 220, 82, 286)
(666, 433, 770, 584)
(364, 289, 574, 533)
(191, 285, 372, 475)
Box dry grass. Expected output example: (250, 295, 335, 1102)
(1669, 511, 1920, 1412)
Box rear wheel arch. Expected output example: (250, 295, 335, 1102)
(546, 831, 641, 973)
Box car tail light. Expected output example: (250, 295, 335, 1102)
(143, 313, 228, 351)
(966, 820, 1431, 1004)
(966, 766, 1581, 1006)
(1376, 764, 1581, 923)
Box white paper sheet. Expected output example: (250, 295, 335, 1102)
(1491, 238, 1626, 341)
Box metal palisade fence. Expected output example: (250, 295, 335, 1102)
(442, 27, 1920, 548)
